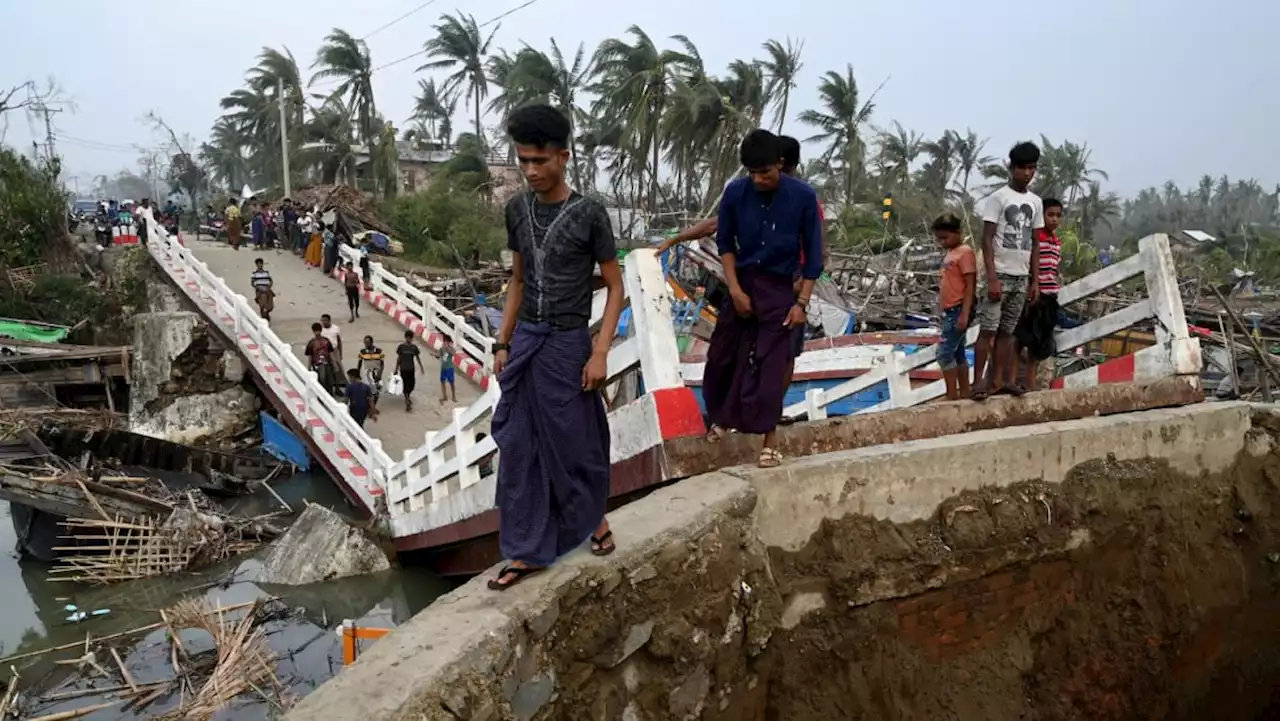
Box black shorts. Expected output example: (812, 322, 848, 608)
(345, 286, 359, 307)
(400, 371, 416, 395)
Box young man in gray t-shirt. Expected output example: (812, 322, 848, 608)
(973, 141, 1044, 400)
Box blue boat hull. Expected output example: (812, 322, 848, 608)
(261, 412, 311, 471)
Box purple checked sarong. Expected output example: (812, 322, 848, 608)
(702, 268, 796, 435)
(491, 322, 610, 567)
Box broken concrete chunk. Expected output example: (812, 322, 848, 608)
(252, 504, 391, 586)
(593, 620, 654, 669)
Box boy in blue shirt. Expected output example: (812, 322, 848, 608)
(703, 129, 823, 468)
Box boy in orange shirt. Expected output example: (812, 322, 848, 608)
(934, 213, 977, 400)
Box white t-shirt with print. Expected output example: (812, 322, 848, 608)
(321, 325, 342, 357)
(979, 185, 1044, 277)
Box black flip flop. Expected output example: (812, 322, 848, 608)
(590, 530, 616, 557)
(971, 384, 991, 402)
(1002, 384, 1027, 397)
(487, 565, 544, 591)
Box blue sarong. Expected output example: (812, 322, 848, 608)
(491, 323, 610, 567)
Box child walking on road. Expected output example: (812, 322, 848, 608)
(439, 334, 457, 403)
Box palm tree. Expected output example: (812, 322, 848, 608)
(499, 41, 593, 186)
(919, 129, 958, 202)
(299, 98, 358, 184)
(1039, 137, 1108, 207)
(797, 64, 876, 207)
(1076, 181, 1120, 244)
(592, 26, 695, 212)
(419, 12, 498, 147)
(199, 118, 251, 191)
(953, 129, 993, 203)
(247, 47, 305, 130)
(410, 78, 449, 142)
(311, 29, 377, 145)
(876, 120, 922, 192)
(760, 38, 803, 133)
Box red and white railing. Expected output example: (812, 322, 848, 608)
(140, 218, 393, 512)
(786, 233, 1201, 420)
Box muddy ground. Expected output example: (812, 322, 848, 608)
(760, 418, 1280, 721)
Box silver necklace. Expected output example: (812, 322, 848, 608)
(528, 193, 568, 232)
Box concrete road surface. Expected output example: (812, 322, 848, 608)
(186, 239, 483, 459)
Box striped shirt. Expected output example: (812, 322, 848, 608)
(250, 269, 272, 291)
(1036, 229, 1061, 296)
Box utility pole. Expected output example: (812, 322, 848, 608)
(278, 79, 291, 198)
(37, 102, 61, 161)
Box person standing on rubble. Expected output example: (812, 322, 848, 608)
(702, 129, 823, 469)
(487, 104, 624, 591)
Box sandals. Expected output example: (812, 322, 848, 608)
(971, 382, 991, 402)
(705, 424, 727, 443)
(758, 447, 783, 468)
(487, 564, 544, 591)
(1001, 384, 1027, 397)
(590, 530, 616, 557)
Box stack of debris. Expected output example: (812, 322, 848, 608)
(1, 597, 293, 719)
(291, 184, 392, 236)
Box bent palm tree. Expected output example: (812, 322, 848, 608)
(761, 37, 803, 133)
(410, 78, 449, 142)
(420, 12, 498, 147)
(798, 64, 877, 206)
(311, 29, 377, 145)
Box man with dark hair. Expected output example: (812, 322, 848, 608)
(703, 129, 822, 468)
(779, 135, 802, 174)
(488, 103, 625, 591)
(973, 141, 1044, 400)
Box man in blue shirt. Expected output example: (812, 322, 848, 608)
(702, 129, 822, 468)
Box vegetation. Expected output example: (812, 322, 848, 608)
(194, 17, 1279, 283)
(0, 147, 65, 267)
(0, 146, 145, 339)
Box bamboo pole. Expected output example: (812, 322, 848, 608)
(0, 599, 266, 664)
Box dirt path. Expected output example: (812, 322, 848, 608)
(185, 239, 483, 459)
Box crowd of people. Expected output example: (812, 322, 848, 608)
(246, 252, 457, 435)
(217, 196, 373, 280)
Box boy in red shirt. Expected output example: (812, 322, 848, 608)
(934, 213, 976, 400)
(1013, 197, 1064, 390)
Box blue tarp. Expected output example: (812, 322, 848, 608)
(261, 412, 310, 471)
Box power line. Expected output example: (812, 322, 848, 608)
(362, 0, 441, 40)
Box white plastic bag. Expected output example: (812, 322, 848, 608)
(385, 373, 404, 397)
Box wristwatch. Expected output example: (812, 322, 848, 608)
(493, 342, 509, 352)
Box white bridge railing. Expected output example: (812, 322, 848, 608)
(786, 233, 1201, 420)
(141, 219, 394, 510)
(336, 245, 497, 372)
(383, 254, 671, 535)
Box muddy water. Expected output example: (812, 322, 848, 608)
(0, 472, 456, 719)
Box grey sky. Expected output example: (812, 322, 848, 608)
(3, 0, 1276, 196)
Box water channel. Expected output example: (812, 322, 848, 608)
(0, 471, 456, 719)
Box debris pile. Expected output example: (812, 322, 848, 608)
(3, 597, 293, 720)
(291, 184, 392, 236)
(52, 508, 266, 585)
